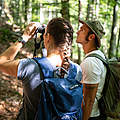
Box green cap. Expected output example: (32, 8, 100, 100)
(79, 19, 105, 47)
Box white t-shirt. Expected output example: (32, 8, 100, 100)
(80, 50, 107, 117)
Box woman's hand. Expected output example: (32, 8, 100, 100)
(22, 22, 38, 42)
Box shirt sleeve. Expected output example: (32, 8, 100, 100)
(17, 58, 42, 89)
(17, 58, 37, 82)
(80, 57, 102, 84)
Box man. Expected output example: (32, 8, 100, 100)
(76, 20, 107, 120)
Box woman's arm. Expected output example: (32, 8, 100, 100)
(0, 23, 37, 77)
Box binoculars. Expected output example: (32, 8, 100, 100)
(33, 24, 46, 57)
(35, 24, 46, 35)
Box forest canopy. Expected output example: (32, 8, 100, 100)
(0, 0, 120, 62)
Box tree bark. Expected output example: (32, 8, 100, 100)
(61, 0, 70, 21)
(0, 0, 3, 17)
(86, 0, 91, 20)
(108, 0, 118, 58)
(86, 0, 95, 20)
(95, 0, 99, 19)
(25, 0, 29, 23)
(77, 0, 82, 64)
(15, 0, 20, 24)
(116, 26, 120, 57)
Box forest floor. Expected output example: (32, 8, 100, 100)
(0, 18, 120, 120)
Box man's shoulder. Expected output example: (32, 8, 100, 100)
(81, 56, 98, 67)
(82, 50, 105, 64)
(86, 50, 105, 59)
(81, 51, 105, 71)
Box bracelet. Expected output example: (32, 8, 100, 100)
(18, 37, 26, 45)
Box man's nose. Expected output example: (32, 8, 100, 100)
(76, 30, 80, 35)
(76, 31, 79, 34)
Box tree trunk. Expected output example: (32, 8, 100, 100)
(56, 0, 58, 17)
(9, 0, 15, 21)
(61, 0, 70, 21)
(25, 0, 29, 23)
(0, 0, 3, 17)
(27, 0, 32, 23)
(86, 0, 91, 20)
(19, 0, 25, 26)
(108, 0, 118, 58)
(77, 0, 82, 64)
(32, 0, 35, 21)
(116, 26, 120, 57)
(95, 0, 99, 19)
(86, 0, 95, 20)
(15, 0, 20, 24)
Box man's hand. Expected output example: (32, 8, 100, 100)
(22, 22, 38, 42)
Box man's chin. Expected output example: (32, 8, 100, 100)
(76, 40, 81, 44)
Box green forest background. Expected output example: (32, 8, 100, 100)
(0, 0, 120, 120)
(0, 0, 120, 62)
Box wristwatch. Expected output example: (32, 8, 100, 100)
(18, 36, 26, 45)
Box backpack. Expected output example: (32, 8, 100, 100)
(32, 57, 83, 120)
(86, 53, 120, 119)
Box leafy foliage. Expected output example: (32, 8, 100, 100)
(0, 0, 120, 58)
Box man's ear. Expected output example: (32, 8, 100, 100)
(88, 34, 95, 41)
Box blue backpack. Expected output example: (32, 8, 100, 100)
(33, 57, 83, 120)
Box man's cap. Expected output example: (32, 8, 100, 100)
(79, 19, 105, 47)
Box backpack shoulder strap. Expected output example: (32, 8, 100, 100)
(85, 53, 108, 66)
(32, 58, 44, 80)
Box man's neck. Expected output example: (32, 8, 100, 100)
(83, 45, 97, 54)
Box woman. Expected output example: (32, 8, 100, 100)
(0, 18, 83, 120)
